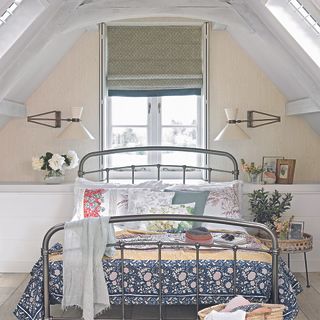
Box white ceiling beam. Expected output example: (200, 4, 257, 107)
(0, 115, 10, 129)
(0, 0, 84, 103)
(5, 28, 84, 102)
(0, 99, 26, 117)
(77, 0, 231, 8)
(302, 112, 320, 136)
(62, 6, 253, 33)
(286, 98, 320, 115)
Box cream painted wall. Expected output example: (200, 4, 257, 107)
(209, 31, 320, 183)
(0, 31, 99, 182)
(0, 29, 319, 182)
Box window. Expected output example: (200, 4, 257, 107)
(266, 0, 320, 67)
(104, 24, 207, 178)
(289, 0, 320, 34)
(107, 94, 203, 177)
(0, 0, 23, 26)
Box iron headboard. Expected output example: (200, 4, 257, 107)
(78, 146, 239, 183)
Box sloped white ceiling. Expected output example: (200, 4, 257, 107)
(1, 0, 320, 133)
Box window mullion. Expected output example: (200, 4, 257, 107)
(156, 97, 162, 163)
(148, 97, 158, 164)
(106, 97, 112, 168)
(157, 97, 161, 145)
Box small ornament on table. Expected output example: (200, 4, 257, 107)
(274, 215, 294, 240)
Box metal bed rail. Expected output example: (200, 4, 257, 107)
(77, 146, 239, 182)
(41, 214, 279, 320)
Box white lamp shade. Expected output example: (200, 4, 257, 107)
(71, 107, 83, 119)
(224, 108, 238, 121)
(58, 107, 95, 140)
(214, 124, 250, 141)
(58, 122, 95, 140)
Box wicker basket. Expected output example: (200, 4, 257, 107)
(257, 233, 313, 253)
(198, 303, 285, 320)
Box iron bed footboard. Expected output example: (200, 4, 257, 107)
(41, 215, 279, 320)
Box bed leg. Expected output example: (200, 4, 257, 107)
(195, 243, 200, 318)
(158, 242, 163, 320)
(42, 248, 52, 320)
(120, 242, 125, 320)
(232, 246, 238, 297)
(271, 248, 279, 304)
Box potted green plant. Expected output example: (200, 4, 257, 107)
(248, 188, 293, 237)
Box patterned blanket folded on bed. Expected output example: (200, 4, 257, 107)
(14, 233, 302, 320)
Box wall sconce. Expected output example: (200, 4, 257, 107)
(214, 108, 281, 141)
(27, 107, 94, 140)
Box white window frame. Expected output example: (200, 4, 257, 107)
(101, 22, 210, 180)
(105, 95, 204, 180)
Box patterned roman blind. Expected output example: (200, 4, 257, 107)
(107, 25, 203, 96)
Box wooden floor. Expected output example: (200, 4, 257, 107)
(0, 272, 318, 319)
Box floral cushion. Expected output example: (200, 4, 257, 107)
(203, 184, 241, 219)
(83, 189, 107, 218)
(147, 203, 195, 232)
(166, 181, 242, 219)
(165, 181, 245, 232)
(128, 189, 175, 215)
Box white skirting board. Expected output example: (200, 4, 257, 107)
(0, 182, 319, 273)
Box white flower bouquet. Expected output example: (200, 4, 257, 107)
(32, 150, 79, 179)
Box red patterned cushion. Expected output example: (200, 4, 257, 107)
(83, 189, 106, 218)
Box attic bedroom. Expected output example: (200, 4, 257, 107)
(0, 1, 320, 320)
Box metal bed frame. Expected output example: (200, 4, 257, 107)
(77, 146, 240, 183)
(41, 146, 279, 320)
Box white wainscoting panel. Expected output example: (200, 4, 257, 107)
(0, 182, 319, 272)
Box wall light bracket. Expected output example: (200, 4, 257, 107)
(226, 110, 281, 128)
(26, 107, 94, 140)
(246, 110, 281, 128)
(27, 110, 62, 128)
(214, 108, 281, 141)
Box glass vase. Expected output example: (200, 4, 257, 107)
(248, 173, 261, 184)
(44, 170, 64, 184)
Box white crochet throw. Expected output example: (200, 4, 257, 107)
(62, 216, 115, 320)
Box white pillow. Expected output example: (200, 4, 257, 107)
(166, 180, 242, 217)
(166, 181, 245, 233)
(114, 189, 175, 230)
(72, 178, 170, 221)
(128, 189, 175, 215)
(72, 187, 146, 221)
(75, 177, 170, 190)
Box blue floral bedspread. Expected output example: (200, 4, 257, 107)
(14, 243, 302, 320)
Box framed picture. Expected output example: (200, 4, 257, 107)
(288, 221, 304, 239)
(262, 156, 284, 184)
(276, 159, 296, 184)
